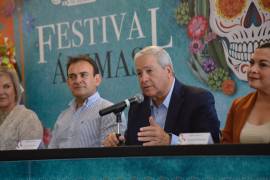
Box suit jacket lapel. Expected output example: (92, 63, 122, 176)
(164, 79, 184, 132)
(141, 96, 151, 127)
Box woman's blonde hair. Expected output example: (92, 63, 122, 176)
(0, 66, 22, 103)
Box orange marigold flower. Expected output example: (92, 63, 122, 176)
(221, 79, 236, 95)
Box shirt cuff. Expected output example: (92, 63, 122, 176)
(170, 134, 179, 145)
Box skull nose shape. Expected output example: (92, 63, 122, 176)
(244, 2, 262, 28)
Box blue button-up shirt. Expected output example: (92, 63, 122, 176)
(72, 91, 101, 115)
(150, 78, 179, 144)
(49, 91, 126, 148)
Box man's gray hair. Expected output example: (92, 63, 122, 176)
(134, 46, 174, 73)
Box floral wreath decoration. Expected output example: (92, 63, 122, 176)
(175, 0, 236, 96)
(0, 33, 16, 69)
(0, 33, 25, 100)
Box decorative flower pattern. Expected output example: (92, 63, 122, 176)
(0, 0, 16, 17)
(221, 79, 236, 95)
(175, 1, 191, 25)
(187, 16, 208, 39)
(0, 34, 16, 69)
(202, 58, 216, 73)
(204, 32, 217, 44)
(176, 1, 236, 95)
(189, 39, 204, 54)
(4, 0, 16, 17)
(207, 68, 229, 91)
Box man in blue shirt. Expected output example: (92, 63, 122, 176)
(103, 46, 220, 146)
(49, 55, 126, 148)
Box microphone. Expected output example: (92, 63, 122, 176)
(99, 94, 144, 116)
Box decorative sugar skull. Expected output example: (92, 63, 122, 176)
(209, 0, 270, 80)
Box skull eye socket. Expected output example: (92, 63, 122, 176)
(259, 0, 270, 12)
(216, 0, 246, 19)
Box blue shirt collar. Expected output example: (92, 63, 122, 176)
(150, 78, 175, 108)
(69, 91, 100, 109)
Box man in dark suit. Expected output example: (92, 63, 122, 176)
(103, 46, 220, 146)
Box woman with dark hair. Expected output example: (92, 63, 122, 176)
(0, 66, 43, 150)
(222, 42, 270, 144)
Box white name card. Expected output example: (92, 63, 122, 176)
(16, 139, 42, 150)
(178, 133, 213, 145)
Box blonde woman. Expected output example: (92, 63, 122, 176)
(0, 66, 43, 150)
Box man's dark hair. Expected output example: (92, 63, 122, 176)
(66, 55, 99, 76)
(258, 42, 270, 49)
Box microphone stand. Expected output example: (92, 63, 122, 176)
(114, 110, 124, 146)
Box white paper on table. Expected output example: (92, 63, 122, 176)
(178, 133, 213, 145)
(16, 139, 42, 150)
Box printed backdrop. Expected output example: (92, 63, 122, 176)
(1, 0, 269, 128)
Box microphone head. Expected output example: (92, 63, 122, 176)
(134, 93, 144, 103)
